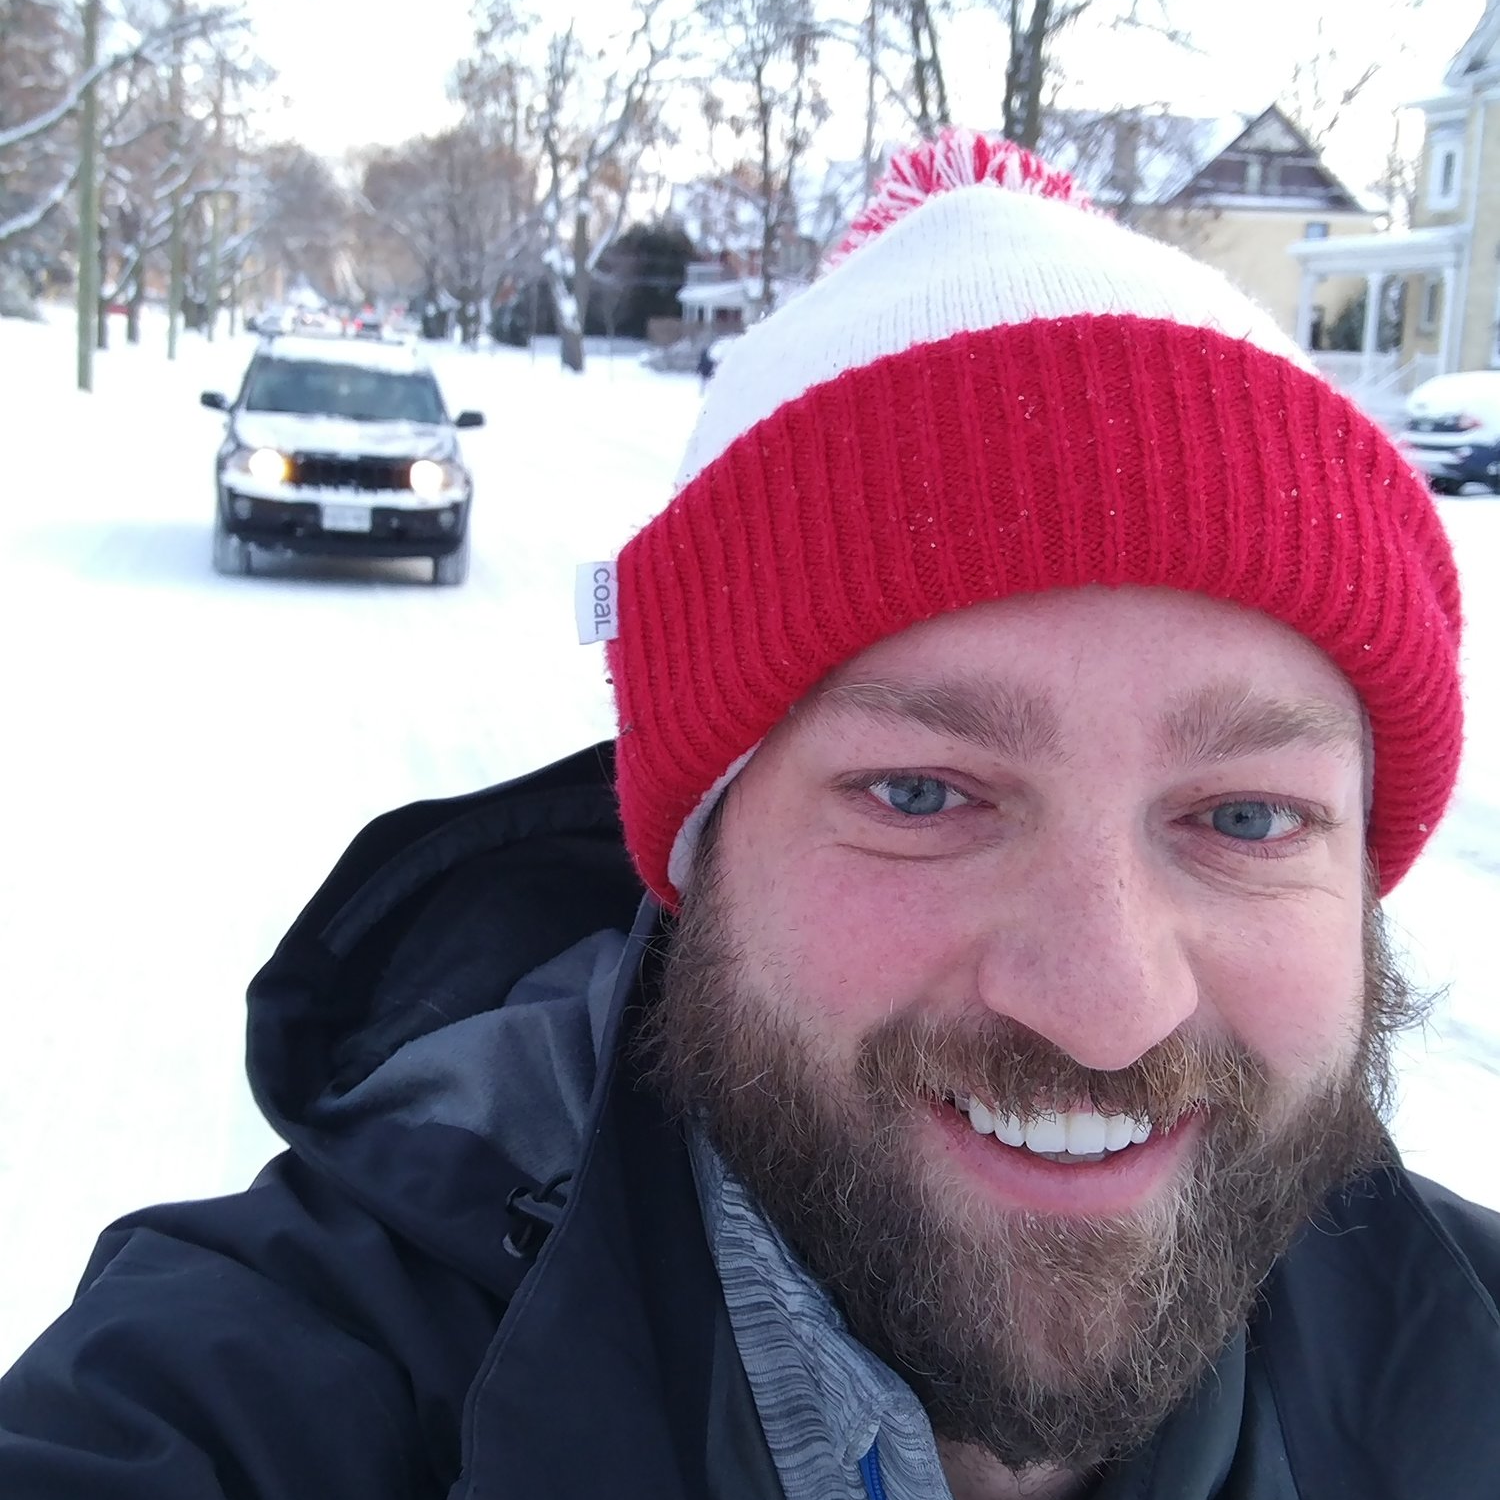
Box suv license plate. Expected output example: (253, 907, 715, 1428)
(323, 503, 372, 533)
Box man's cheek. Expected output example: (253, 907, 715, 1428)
(778, 919, 947, 1028)
(1204, 924, 1364, 1086)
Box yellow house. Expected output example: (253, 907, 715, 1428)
(1044, 105, 1378, 341)
(1290, 1, 1500, 403)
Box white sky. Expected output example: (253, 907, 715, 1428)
(242, 0, 1487, 191)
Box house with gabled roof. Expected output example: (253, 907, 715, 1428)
(671, 157, 867, 333)
(1289, 1, 1500, 402)
(1045, 104, 1380, 346)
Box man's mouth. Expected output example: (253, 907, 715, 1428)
(948, 1094, 1154, 1165)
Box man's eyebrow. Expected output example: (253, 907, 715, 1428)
(803, 677, 1065, 763)
(1156, 684, 1365, 765)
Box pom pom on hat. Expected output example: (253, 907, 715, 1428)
(607, 129, 1463, 910)
(831, 127, 1096, 264)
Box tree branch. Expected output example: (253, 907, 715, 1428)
(0, 5, 240, 154)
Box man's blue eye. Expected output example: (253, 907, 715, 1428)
(1209, 801, 1300, 840)
(870, 775, 965, 817)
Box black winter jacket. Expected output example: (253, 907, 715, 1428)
(3, 743, 1500, 1499)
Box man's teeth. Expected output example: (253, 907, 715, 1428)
(957, 1098, 1151, 1157)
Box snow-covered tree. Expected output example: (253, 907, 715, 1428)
(0, 1, 237, 262)
(537, 11, 678, 370)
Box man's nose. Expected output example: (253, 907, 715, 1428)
(973, 835, 1199, 1073)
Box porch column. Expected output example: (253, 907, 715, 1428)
(1360, 271, 1383, 382)
(1294, 268, 1319, 350)
(1437, 261, 1461, 373)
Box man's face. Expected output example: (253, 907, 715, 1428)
(649, 586, 1418, 1472)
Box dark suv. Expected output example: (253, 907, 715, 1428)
(201, 334, 485, 584)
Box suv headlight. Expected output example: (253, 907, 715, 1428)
(409, 458, 468, 500)
(221, 445, 291, 484)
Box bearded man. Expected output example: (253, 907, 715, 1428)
(3, 132, 1495, 1500)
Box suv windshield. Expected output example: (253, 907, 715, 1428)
(244, 358, 444, 423)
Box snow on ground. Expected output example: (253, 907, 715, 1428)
(1, 309, 1498, 1370)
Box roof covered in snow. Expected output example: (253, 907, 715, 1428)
(677, 275, 807, 313)
(677, 277, 761, 310)
(1039, 105, 1369, 216)
(257, 333, 428, 374)
(1447, 0, 1500, 87)
(1039, 110, 1246, 208)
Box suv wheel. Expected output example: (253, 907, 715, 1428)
(212, 510, 252, 576)
(432, 533, 470, 586)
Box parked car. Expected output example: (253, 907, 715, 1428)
(350, 307, 384, 340)
(247, 305, 296, 336)
(200, 334, 484, 584)
(1401, 371, 1500, 495)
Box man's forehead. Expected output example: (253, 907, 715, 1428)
(795, 673, 1366, 764)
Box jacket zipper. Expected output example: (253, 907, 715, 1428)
(858, 1441, 889, 1500)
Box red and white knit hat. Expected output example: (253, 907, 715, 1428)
(607, 129, 1463, 908)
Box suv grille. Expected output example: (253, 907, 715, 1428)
(292, 453, 408, 491)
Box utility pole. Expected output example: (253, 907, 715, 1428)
(167, 0, 185, 359)
(76, 0, 102, 392)
(206, 56, 225, 341)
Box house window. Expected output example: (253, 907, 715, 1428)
(1428, 131, 1464, 212)
(1245, 157, 1264, 194)
(1305, 221, 1330, 239)
(1419, 276, 1442, 334)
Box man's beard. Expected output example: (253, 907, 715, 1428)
(639, 861, 1424, 1474)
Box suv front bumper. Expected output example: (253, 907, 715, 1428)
(220, 490, 469, 556)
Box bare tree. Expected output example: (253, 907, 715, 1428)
(456, 0, 679, 370)
(1000, 0, 1097, 150)
(1270, 0, 1429, 234)
(0, 1, 237, 253)
(86, 9, 265, 344)
(247, 143, 349, 299)
(698, 0, 829, 315)
(452, 0, 541, 323)
(0, 0, 82, 275)
(1370, 113, 1420, 229)
(831, 0, 1190, 169)
(1279, 12, 1387, 147)
(896, 0, 951, 137)
(354, 125, 534, 342)
(355, 142, 450, 305)
(534, 5, 679, 370)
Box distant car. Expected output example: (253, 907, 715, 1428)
(350, 309, 384, 340)
(248, 306, 296, 336)
(1401, 371, 1500, 495)
(295, 308, 341, 334)
(200, 334, 485, 585)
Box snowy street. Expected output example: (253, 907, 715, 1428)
(2, 310, 1498, 1369)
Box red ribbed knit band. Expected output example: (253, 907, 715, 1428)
(609, 315, 1462, 907)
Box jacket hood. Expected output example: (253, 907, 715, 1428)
(245, 742, 650, 1291)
